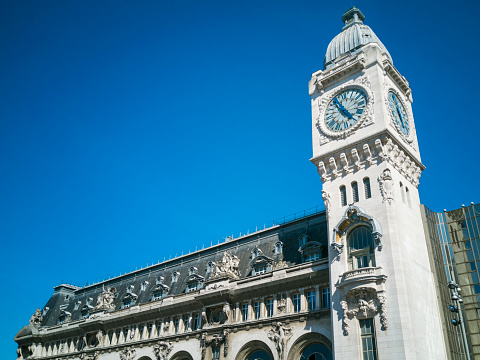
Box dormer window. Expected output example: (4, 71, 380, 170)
(156, 276, 164, 285)
(298, 234, 309, 248)
(64, 294, 70, 302)
(74, 301, 81, 311)
(81, 308, 89, 319)
(126, 285, 134, 293)
(274, 241, 283, 255)
(188, 267, 198, 276)
(121, 292, 138, 309)
(206, 262, 215, 274)
(152, 290, 164, 301)
(58, 310, 71, 324)
(140, 281, 148, 292)
(252, 247, 262, 259)
(249, 253, 274, 276)
(186, 282, 200, 292)
(151, 282, 170, 301)
(184, 272, 204, 293)
(171, 272, 180, 284)
(86, 297, 93, 306)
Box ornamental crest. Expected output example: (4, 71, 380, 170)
(212, 251, 240, 279)
(378, 168, 394, 205)
(340, 287, 387, 335)
(153, 341, 173, 360)
(95, 286, 116, 311)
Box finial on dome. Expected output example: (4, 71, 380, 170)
(341, 6, 365, 28)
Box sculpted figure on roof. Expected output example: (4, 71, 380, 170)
(29, 308, 43, 326)
(95, 287, 116, 311)
(213, 251, 240, 278)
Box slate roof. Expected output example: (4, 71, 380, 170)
(38, 211, 327, 327)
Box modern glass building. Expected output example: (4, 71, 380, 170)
(422, 203, 480, 360)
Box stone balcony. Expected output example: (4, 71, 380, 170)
(336, 266, 387, 293)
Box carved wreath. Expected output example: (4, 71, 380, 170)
(316, 77, 374, 139)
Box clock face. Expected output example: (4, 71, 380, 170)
(387, 91, 409, 136)
(324, 89, 367, 133)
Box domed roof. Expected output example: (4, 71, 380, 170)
(324, 7, 391, 69)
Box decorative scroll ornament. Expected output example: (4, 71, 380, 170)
(213, 251, 240, 278)
(95, 287, 116, 311)
(321, 190, 331, 219)
(119, 347, 136, 360)
(29, 308, 43, 326)
(153, 341, 173, 360)
(316, 76, 374, 142)
(378, 168, 394, 205)
(340, 288, 387, 335)
(267, 322, 293, 360)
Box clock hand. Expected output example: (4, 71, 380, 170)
(333, 98, 353, 119)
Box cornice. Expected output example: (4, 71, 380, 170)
(382, 59, 411, 100)
(310, 131, 425, 188)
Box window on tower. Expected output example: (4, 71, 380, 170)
(347, 226, 376, 270)
(363, 177, 371, 199)
(405, 187, 411, 208)
(352, 181, 359, 203)
(340, 185, 347, 206)
(400, 182, 406, 203)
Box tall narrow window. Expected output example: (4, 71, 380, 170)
(242, 304, 249, 321)
(405, 187, 411, 208)
(400, 182, 405, 203)
(293, 293, 301, 313)
(212, 346, 220, 360)
(352, 182, 359, 202)
(193, 313, 201, 330)
(363, 177, 371, 199)
(254, 302, 261, 319)
(360, 318, 378, 360)
(307, 291, 316, 311)
(322, 288, 331, 309)
(348, 226, 376, 270)
(340, 185, 347, 206)
(266, 299, 274, 317)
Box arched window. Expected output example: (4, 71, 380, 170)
(352, 182, 359, 203)
(363, 177, 371, 199)
(340, 185, 347, 206)
(400, 182, 405, 203)
(300, 343, 332, 360)
(247, 351, 272, 360)
(274, 241, 283, 255)
(348, 226, 376, 270)
(206, 261, 215, 273)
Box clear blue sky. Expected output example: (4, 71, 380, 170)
(1, 0, 479, 356)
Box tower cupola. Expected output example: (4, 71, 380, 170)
(324, 7, 392, 69)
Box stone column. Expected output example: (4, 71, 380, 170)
(300, 288, 306, 311)
(286, 291, 292, 313)
(188, 313, 193, 331)
(260, 297, 266, 319)
(235, 302, 240, 322)
(273, 295, 278, 316)
(315, 286, 321, 310)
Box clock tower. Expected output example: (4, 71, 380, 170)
(310, 7, 447, 359)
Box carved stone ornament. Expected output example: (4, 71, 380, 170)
(333, 206, 383, 253)
(80, 351, 99, 360)
(277, 297, 287, 313)
(316, 76, 374, 142)
(212, 251, 240, 279)
(119, 347, 136, 360)
(378, 168, 394, 205)
(267, 322, 293, 360)
(153, 341, 173, 360)
(200, 330, 229, 360)
(29, 308, 43, 326)
(340, 287, 387, 335)
(95, 287, 116, 311)
(321, 190, 331, 219)
(384, 85, 415, 145)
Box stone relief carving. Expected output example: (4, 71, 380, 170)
(314, 136, 423, 187)
(316, 76, 374, 143)
(378, 168, 394, 205)
(274, 260, 288, 270)
(200, 330, 229, 360)
(95, 330, 104, 347)
(80, 352, 98, 360)
(222, 303, 231, 323)
(153, 341, 173, 360)
(340, 288, 387, 335)
(29, 308, 43, 325)
(163, 322, 170, 333)
(212, 251, 240, 278)
(267, 322, 293, 360)
(277, 297, 287, 313)
(95, 287, 116, 311)
(331, 242, 344, 260)
(119, 347, 136, 360)
(321, 190, 331, 219)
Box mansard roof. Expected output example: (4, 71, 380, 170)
(36, 210, 327, 327)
